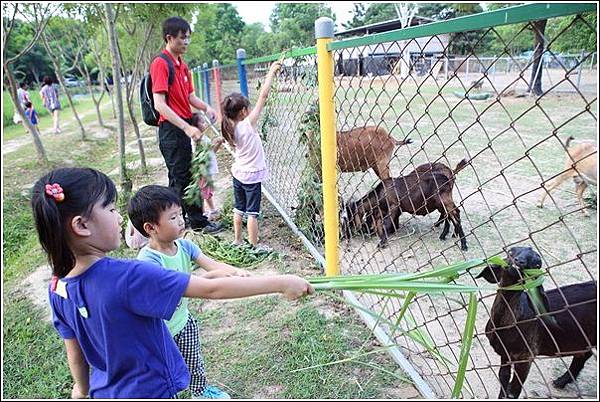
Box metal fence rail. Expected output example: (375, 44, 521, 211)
(194, 3, 597, 398)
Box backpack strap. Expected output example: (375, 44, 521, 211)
(157, 53, 175, 87)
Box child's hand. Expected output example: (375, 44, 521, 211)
(269, 61, 282, 75)
(205, 107, 218, 124)
(212, 137, 225, 148)
(281, 275, 314, 301)
(71, 383, 88, 399)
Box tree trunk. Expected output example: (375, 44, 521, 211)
(105, 3, 132, 197)
(74, 34, 107, 130)
(529, 19, 547, 97)
(41, 33, 87, 140)
(120, 25, 154, 174)
(126, 97, 147, 173)
(91, 40, 117, 123)
(4, 63, 48, 163)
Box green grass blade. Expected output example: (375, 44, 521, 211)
(451, 293, 478, 398)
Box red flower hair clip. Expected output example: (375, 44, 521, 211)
(45, 183, 65, 202)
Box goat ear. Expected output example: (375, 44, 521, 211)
(476, 264, 503, 283)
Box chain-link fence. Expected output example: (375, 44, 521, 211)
(194, 3, 597, 398)
(332, 5, 597, 399)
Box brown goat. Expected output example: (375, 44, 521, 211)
(337, 126, 412, 180)
(344, 159, 468, 249)
(538, 136, 597, 216)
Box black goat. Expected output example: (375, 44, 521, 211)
(342, 159, 468, 250)
(477, 246, 597, 398)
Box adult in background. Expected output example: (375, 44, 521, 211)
(151, 16, 222, 233)
(13, 81, 31, 125)
(40, 76, 62, 134)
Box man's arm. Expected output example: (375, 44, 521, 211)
(189, 94, 217, 123)
(153, 92, 202, 141)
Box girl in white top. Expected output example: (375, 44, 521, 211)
(220, 61, 281, 250)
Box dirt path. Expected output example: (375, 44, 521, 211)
(2, 101, 113, 156)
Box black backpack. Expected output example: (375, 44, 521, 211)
(140, 53, 175, 126)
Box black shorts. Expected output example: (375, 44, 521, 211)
(233, 177, 261, 216)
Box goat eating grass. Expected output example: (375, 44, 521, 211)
(343, 159, 468, 250)
(476, 246, 597, 398)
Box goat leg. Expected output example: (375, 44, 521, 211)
(553, 351, 593, 389)
(507, 360, 531, 398)
(433, 212, 445, 227)
(374, 213, 388, 249)
(575, 180, 590, 217)
(439, 219, 451, 240)
(498, 356, 512, 399)
(538, 171, 572, 208)
(449, 210, 468, 250)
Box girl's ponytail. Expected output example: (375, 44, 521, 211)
(220, 93, 250, 150)
(221, 114, 236, 149)
(32, 185, 74, 278)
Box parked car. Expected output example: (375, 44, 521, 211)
(64, 77, 84, 87)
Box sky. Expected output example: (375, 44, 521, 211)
(229, 2, 366, 32)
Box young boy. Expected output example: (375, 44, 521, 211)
(128, 185, 249, 399)
(23, 101, 39, 128)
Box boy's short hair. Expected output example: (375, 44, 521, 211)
(25, 101, 32, 108)
(128, 185, 181, 237)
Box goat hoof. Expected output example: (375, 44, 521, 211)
(552, 376, 571, 389)
(377, 242, 388, 249)
(439, 235, 447, 241)
(537, 203, 544, 209)
(460, 245, 468, 251)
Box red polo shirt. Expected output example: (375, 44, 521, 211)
(150, 50, 195, 124)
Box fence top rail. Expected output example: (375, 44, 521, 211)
(328, 3, 597, 51)
(243, 46, 316, 66)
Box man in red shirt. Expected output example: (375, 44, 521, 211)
(151, 17, 223, 233)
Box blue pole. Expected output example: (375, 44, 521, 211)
(237, 48, 248, 97)
(202, 63, 211, 106)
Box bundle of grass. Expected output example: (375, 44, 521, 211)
(185, 231, 281, 269)
(183, 139, 213, 208)
(308, 256, 507, 398)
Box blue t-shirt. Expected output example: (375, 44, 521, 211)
(48, 257, 191, 398)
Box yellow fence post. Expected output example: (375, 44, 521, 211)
(315, 17, 339, 277)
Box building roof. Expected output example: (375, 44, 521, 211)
(334, 15, 435, 38)
(335, 15, 435, 38)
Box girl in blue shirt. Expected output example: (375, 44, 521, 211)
(31, 167, 313, 398)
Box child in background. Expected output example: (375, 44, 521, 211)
(221, 60, 281, 251)
(24, 101, 39, 129)
(191, 113, 225, 222)
(31, 167, 313, 399)
(128, 184, 248, 399)
(124, 218, 149, 249)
